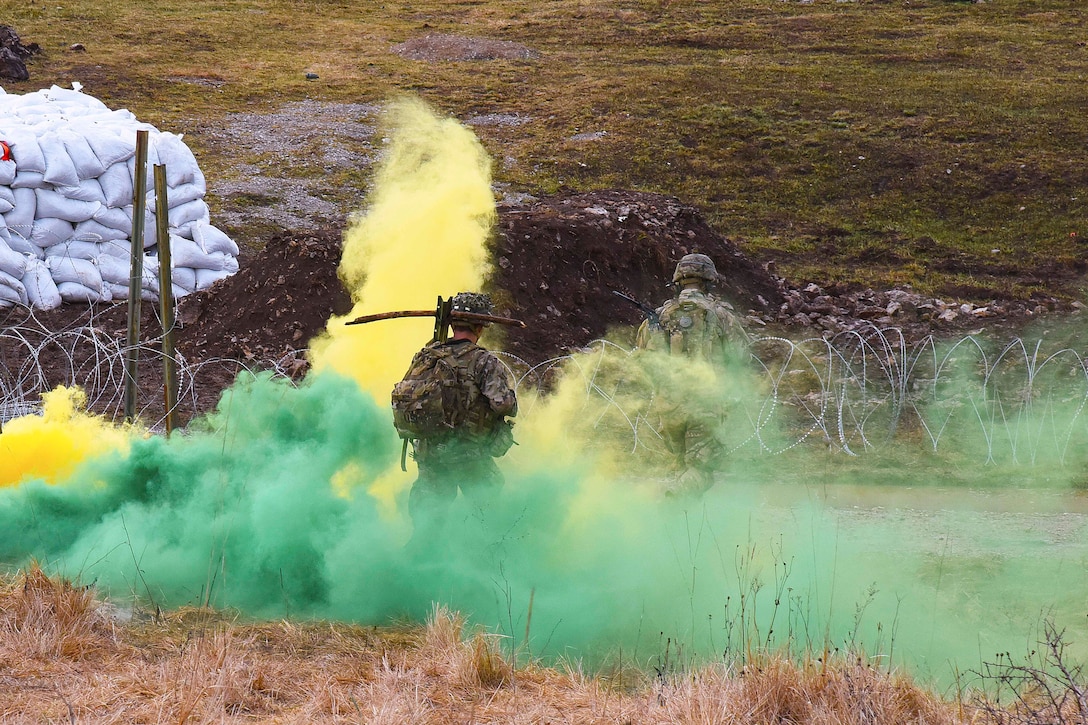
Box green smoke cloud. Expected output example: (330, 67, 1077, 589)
(2, 334, 1084, 687)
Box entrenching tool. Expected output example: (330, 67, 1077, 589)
(346, 295, 525, 343)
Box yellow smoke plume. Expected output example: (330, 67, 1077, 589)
(309, 96, 496, 402)
(0, 386, 131, 487)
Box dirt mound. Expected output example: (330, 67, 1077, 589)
(174, 227, 352, 368)
(491, 189, 784, 362)
(391, 34, 538, 62)
(3, 188, 1076, 424)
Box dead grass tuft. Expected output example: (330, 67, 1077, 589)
(0, 562, 113, 661)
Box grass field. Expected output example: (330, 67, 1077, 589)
(7, 0, 1088, 300)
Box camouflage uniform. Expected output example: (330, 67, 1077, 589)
(635, 287, 750, 360)
(395, 298, 517, 514)
(634, 255, 749, 493)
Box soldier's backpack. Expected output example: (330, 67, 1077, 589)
(391, 345, 473, 440)
(657, 289, 729, 359)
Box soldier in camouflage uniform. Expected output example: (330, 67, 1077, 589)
(393, 292, 517, 515)
(635, 254, 749, 493)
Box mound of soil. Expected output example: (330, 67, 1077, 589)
(492, 189, 784, 362)
(174, 227, 352, 367)
(1, 188, 1078, 423)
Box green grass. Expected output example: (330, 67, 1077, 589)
(7, 0, 1088, 300)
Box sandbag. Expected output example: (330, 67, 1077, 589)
(23, 257, 62, 310)
(73, 218, 129, 243)
(191, 222, 240, 256)
(0, 268, 29, 306)
(57, 280, 110, 303)
(0, 239, 28, 278)
(46, 255, 103, 291)
(30, 217, 75, 248)
(1, 83, 240, 309)
(45, 240, 99, 261)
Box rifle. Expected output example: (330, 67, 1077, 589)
(346, 295, 526, 343)
(612, 290, 661, 330)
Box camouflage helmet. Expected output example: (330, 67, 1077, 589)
(450, 292, 495, 325)
(672, 253, 718, 285)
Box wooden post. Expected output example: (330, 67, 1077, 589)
(154, 164, 178, 435)
(123, 130, 149, 424)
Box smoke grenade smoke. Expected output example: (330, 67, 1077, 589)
(0, 98, 1085, 684)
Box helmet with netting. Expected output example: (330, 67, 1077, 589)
(672, 253, 719, 284)
(450, 292, 495, 324)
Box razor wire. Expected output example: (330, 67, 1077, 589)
(5, 311, 1088, 465)
(501, 322, 1088, 466)
(0, 304, 299, 432)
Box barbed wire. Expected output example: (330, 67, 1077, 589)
(4, 311, 1088, 464)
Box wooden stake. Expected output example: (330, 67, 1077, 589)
(154, 164, 178, 435)
(123, 130, 149, 424)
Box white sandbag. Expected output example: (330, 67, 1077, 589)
(106, 281, 157, 301)
(92, 205, 134, 236)
(23, 257, 62, 310)
(0, 159, 14, 186)
(45, 240, 99, 261)
(30, 217, 74, 248)
(96, 238, 133, 259)
(0, 269, 29, 306)
(73, 218, 129, 243)
(59, 128, 108, 180)
(10, 170, 45, 188)
(168, 235, 216, 270)
(35, 187, 101, 223)
(0, 185, 14, 214)
(39, 132, 81, 187)
(47, 255, 103, 291)
(85, 128, 135, 167)
(5, 129, 46, 172)
(139, 260, 160, 295)
(191, 222, 239, 256)
(95, 253, 131, 285)
(0, 280, 23, 306)
(155, 132, 198, 186)
(156, 181, 205, 209)
(97, 161, 133, 208)
(0, 239, 27, 278)
(57, 177, 106, 204)
(168, 198, 210, 229)
(195, 267, 232, 290)
(44, 84, 106, 109)
(57, 280, 110, 303)
(170, 265, 197, 292)
(5, 186, 35, 232)
(4, 229, 41, 258)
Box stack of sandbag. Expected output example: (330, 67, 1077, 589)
(0, 83, 239, 310)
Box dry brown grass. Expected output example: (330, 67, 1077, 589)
(0, 566, 1042, 724)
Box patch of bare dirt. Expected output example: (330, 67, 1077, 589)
(391, 34, 538, 62)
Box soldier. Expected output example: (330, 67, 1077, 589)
(391, 292, 517, 516)
(634, 253, 750, 493)
(636, 253, 749, 359)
